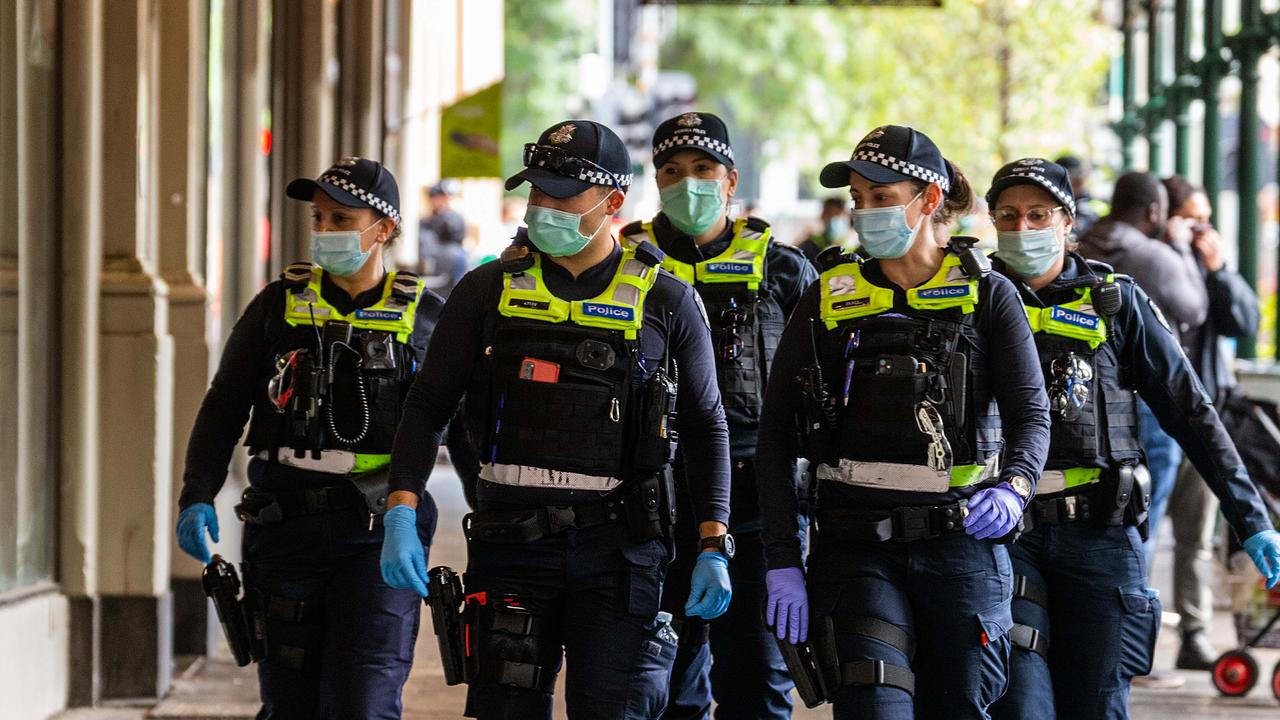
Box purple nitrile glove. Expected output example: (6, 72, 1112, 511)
(964, 483, 1023, 540)
(765, 567, 809, 644)
(1244, 530, 1280, 589)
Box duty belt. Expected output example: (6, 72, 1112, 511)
(236, 484, 367, 526)
(1024, 492, 1094, 528)
(816, 502, 971, 543)
(464, 500, 626, 544)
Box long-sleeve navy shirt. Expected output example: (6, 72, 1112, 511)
(179, 270, 444, 510)
(389, 236, 733, 526)
(1007, 254, 1271, 541)
(756, 258, 1052, 570)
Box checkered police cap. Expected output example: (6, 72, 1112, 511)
(986, 158, 1077, 217)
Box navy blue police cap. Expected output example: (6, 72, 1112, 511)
(652, 112, 734, 168)
(505, 120, 633, 199)
(820, 125, 951, 194)
(286, 157, 401, 224)
(986, 158, 1077, 218)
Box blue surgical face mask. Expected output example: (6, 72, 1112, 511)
(660, 177, 725, 236)
(310, 219, 380, 276)
(524, 191, 612, 257)
(824, 215, 849, 242)
(851, 192, 923, 259)
(996, 227, 1062, 278)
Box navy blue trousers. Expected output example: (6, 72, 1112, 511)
(990, 522, 1158, 720)
(661, 523, 794, 720)
(462, 522, 677, 720)
(243, 464, 436, 720)
(808, 530, 1013, 720)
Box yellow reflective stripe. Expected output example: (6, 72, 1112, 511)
(498, 246, 657, 339)
(499, 255, 572, 323)
(818, 263, 895, 328)
(905, 256, 978, 314)
(661, 256, 696, 285)
(1061, 467, 1102, 488)
(1025, 286, 1108, 349)
(949, 464, 988, 487)
(352, 453, 391, 473)
(283, 267, 421, 341)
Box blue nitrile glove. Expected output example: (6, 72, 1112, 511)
(766, 566, 809, 644)
(176, 503, 219, 564)
(380, 505, 429, 597)
(1243, 530, 1280, 589)
(964, 483, 1023, 540)
(685, 551, 732, 620)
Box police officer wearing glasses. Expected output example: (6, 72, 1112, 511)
(983, 158, 1280, 719)
(381, 119, 733, 719)
(757, 125, 1051, 719)
(175, 158, 442, 718)
(619, 112, 817, 720)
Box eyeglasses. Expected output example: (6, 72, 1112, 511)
(523, 144, 622, 192)
(1048, 353, 1092, 420)
(719, 298, 747, 361)
(991, 205, 1064, 228)
(268, 349, 305, 412)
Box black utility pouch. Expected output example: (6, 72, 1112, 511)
(625, 474, 664, 543)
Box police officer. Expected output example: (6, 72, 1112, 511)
(619, 112, 818, 719)
(981, 158, 1280, 719)
(175, 158, 442, 718)
(757, 125, 1052, 719)
(380, 119, 733, 719)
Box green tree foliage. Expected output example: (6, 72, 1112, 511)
(660, 0, 1112, 192)
(502, 0, 597, 179)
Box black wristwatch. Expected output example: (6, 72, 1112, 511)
(700, 533, 736, 560)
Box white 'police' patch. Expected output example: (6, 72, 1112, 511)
(916, 284, 971, 300)
(581, 302, 634, 322)
(1049, 305, 1099, 330)
(355, 309, 403, 322)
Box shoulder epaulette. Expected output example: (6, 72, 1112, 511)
(389, 271, 422, 303)
(815, 245, 856, 272)
(947, 235, 992, 278)
(631, 240, 665, 268)
(280, 261, 314, 287)
(743, 216, 771, 232)
(498, 243, 535, 273)
(620, 220, 645, 237)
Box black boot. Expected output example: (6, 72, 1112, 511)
(1175, 629, 1217, 671)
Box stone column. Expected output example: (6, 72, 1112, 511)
(59, 0, 105, 705)
(156, 0, 212, 658)
(96, 0, 175, 699)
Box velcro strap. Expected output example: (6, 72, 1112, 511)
(1008, 623, 1049, 657)
(1029, 492, 1092, 526)
(671, 616, 710, 647)
(1012, 574, 1048, 608)
(839, 659, 915, 696)
(498, 660, 557, 692)
(845, 616, 915, 660)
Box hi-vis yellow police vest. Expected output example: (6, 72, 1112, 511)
(283, 263, 423, 342)
(1023, 280, 1110, 349)
(818, 253, 980, 329)
(623, 217, 768, 290)
(497, 244, 660, 340)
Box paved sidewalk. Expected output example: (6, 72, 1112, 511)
(50, 465, 1280, 719)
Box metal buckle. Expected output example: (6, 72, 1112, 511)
(893, 506, 935, 541)
(544, 505, 577, 535)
